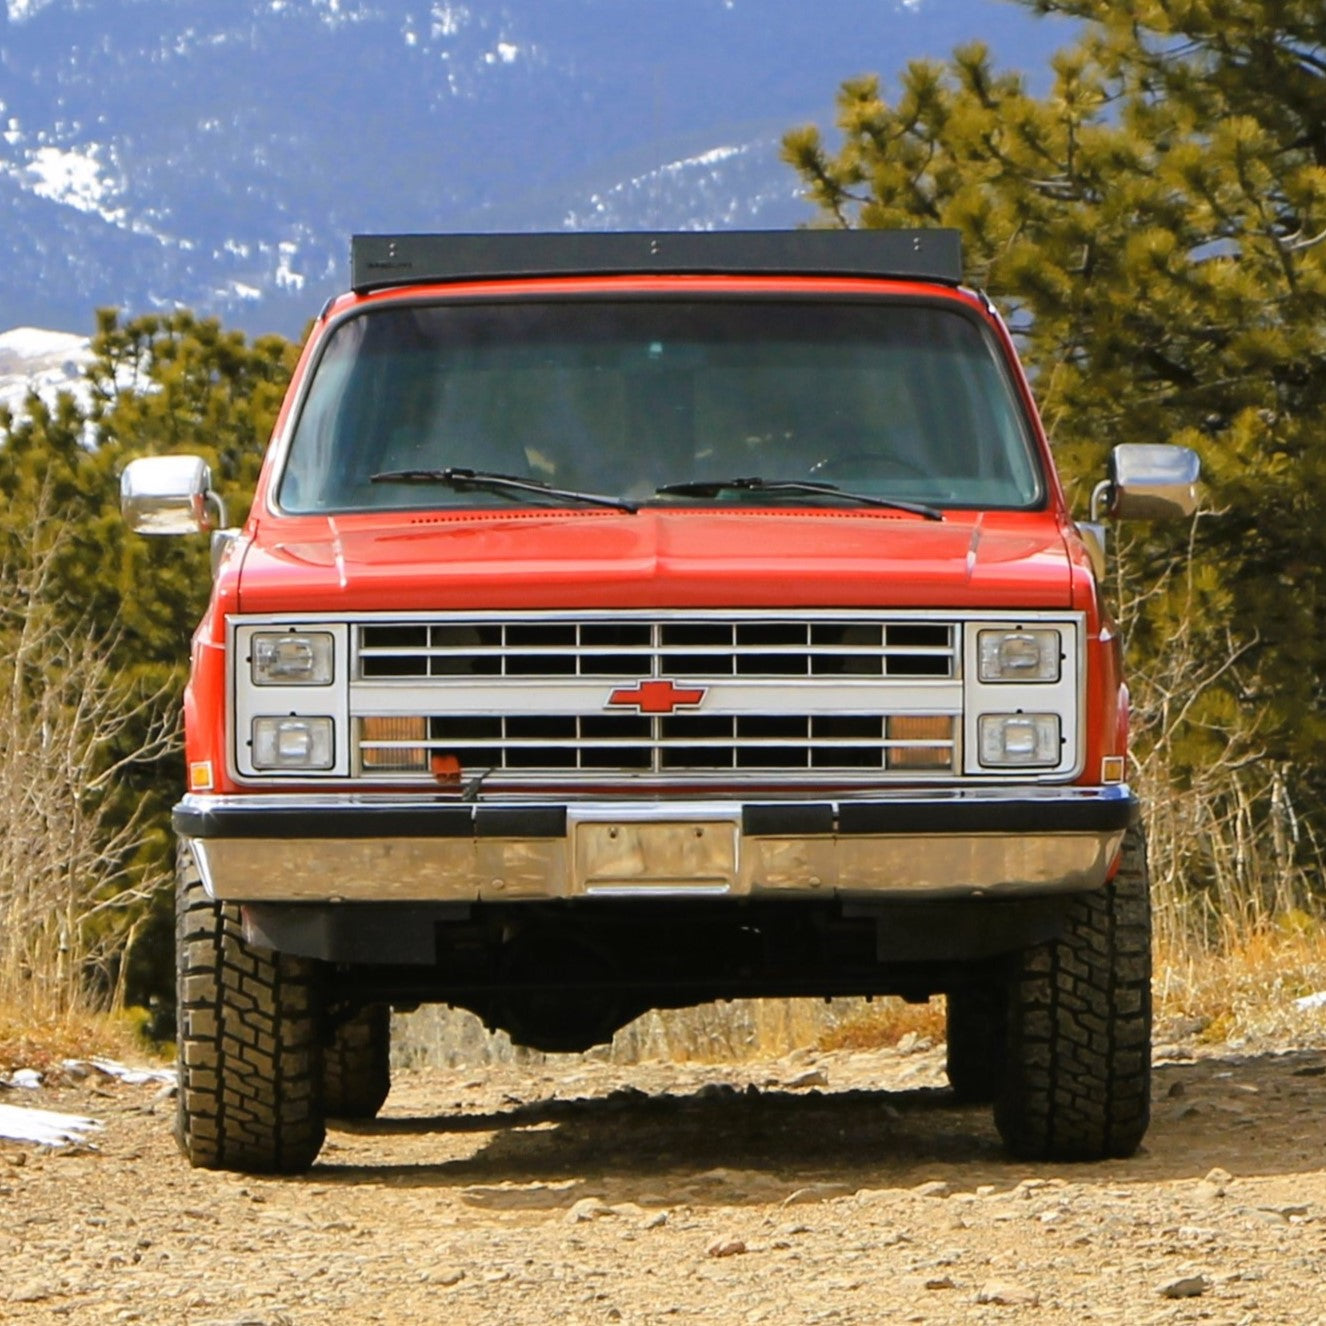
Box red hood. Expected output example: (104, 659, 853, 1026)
(234, 507, 1075, 614)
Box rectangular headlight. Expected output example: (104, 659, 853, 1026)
(977, 713, 1060, 767)
(977, 629, 1061, 683)
(251, 632, 335, 686)
(251, 716, 335, 770)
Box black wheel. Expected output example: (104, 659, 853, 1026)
(323, 1003, 392, 1120)
(994, 823, 1152, 1161)
(945, 983, 1007, 1103)
(175, 844, 327, 1173)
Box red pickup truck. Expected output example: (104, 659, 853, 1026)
(122, 230, 1198, 1174)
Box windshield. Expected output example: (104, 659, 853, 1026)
(278, 298, 1043, 513)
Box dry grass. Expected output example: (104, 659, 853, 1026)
(1155, 922, 1326, 1046)
(0, 1005, 167, 1077)
(804, 930, 1326, 1057)
(815, 998, 946, 1052)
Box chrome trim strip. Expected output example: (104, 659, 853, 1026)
(229, 607, 1054, 625)
(226, 609, 1086, 787)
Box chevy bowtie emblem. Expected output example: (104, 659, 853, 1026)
(606, 679, 708, 714)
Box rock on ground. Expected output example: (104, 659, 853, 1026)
(3, 1037, 1326, 1324)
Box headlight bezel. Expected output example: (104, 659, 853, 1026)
(232, 621, 351, 779)
(963, 618, 1080, 778)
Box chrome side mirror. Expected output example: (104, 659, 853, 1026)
(120, 455, 228, 535)
(1091, 443, 1201, 522)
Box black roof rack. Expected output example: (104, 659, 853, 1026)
(350, 230, 963, 293)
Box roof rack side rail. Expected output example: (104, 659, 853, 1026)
(349, 229, 963, 293)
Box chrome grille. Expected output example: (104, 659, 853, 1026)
(351, 614, 961, 780)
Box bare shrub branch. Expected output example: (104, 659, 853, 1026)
(0, 493, 177, 1018)
(1115, 517, 1323, 962)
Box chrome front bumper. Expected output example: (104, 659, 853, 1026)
(175, 787, 1136, 904)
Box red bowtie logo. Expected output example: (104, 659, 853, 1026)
(606, 679, 708, 714)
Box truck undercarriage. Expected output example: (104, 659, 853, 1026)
(245, 893, 1076, 1053)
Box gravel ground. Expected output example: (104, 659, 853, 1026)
(3, 1030, 1325, 1325)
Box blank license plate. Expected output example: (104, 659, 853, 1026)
(573, 819, 739, 894)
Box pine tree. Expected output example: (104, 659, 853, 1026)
(0, 309, 299, 1008)
(783, 0, 1326, 910)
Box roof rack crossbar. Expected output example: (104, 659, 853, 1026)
(350, 230, 963, 293)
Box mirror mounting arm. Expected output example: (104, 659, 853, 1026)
(205, 488, 228, 532)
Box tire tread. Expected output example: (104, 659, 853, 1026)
(994, 824, 1152, 1161)
(174, 844, 326, 1173)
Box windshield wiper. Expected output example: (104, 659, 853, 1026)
(654, 476, 944, 521)
(369, 467, 639, 513)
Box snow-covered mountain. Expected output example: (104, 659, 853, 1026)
(0, 326, 91, 420)
(1, 0, 1073, 338)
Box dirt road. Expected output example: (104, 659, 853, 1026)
(4, 1030, 1325, 1325)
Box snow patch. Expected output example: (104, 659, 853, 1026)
(1296, 990, 1326, 1011)
(0, 327, 88, 360)
(63, 1057, 177, 1087)
(6, 0, 57, 22)
(682, 146, 744, 170)
(565, 143, 752, 227)
(20, 144, 125, 225)
(563, 134, 798, 233)
(0, 326, 92, 422)
(431, 2, 469, 38)
(276, 240, 306, 291)
(308, 0, 373, 29)
(0, 1102, 101, 1148)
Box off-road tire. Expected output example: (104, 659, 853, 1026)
(175, 845, 327, 1173)
(994, 823, 1152, 1161)
(945, 983, 1007, 1103)
(323, 1003, 392, 1120)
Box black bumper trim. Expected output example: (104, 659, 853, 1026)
(836, 794, 1137, 836)
(173, 801, 568, 840)
(742, 803, 836, 837)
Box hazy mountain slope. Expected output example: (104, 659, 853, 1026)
(0, 0, 1072, 336)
